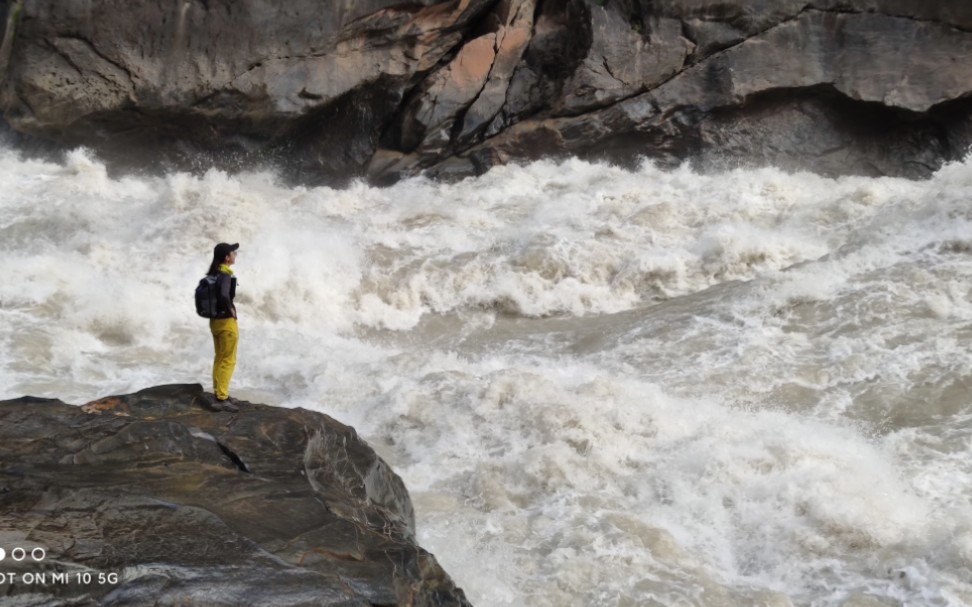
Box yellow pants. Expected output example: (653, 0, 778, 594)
(210, 318, 238, 400)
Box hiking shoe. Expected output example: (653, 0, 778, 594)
(197, 392, 221, 411)
(214, 397, 240, 413)
(198, 393, 239, 413)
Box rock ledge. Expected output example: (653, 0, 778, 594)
(0, 384, 470, 607)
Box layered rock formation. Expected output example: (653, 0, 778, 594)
(1, 0, 970, 184)
(0, 384, 470, 607)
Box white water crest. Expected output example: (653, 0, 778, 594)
(2, 144, 972, 606)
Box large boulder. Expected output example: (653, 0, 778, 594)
(1, 0, 971, 183)
(0, 384, 470, 607)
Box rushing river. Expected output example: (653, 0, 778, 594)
(2, 144, 972, 607)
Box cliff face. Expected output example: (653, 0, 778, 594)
(1, 0, 970, 184)
(0, 384, 470, 607)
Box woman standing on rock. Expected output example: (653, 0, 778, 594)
(207, 242, 240, 412)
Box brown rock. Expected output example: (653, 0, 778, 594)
(399, 33, 497, 154)
(457, 0, 536, 142)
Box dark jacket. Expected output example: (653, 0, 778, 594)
(214, 271, 237, 319)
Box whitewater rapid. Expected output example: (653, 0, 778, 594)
(1, 145, 971, 606)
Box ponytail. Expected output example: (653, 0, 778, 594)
(206, 256, 222, 276)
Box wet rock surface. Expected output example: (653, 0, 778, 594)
(1, 0, 971, 183)
(0, 384, 470, 607)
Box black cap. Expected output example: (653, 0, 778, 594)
(213, 242, 239, 259)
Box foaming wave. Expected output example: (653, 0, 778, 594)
(1, 147, 963, 340)
(349, 354, 961, 606)
(3, 145, 972, 606)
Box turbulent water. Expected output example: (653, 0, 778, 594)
(2, 144, 972, 607)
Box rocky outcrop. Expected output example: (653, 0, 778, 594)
(452, 5, 972, 179)
(0, 384, 470, 607)
(1, 0, 971, 183)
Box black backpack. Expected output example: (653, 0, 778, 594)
(194, 275, 219, 318)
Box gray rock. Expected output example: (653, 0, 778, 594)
(0, 384, 470, 607)
(1, 0, 971, 183)
(438, 5, 972, 179)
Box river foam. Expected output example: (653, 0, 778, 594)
(1, 145, 971, 606)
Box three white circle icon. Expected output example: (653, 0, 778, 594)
(0, 547, 45, 561)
